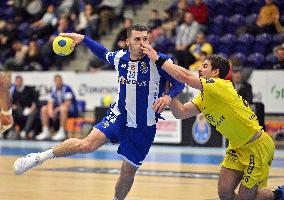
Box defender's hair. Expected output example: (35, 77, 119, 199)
(206, 55, 230, 79)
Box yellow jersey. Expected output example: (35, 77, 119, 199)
(192, 78, 262, 149)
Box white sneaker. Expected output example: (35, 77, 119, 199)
(35, 131, 50, 140)
(13, 153, 43, 175)
(52, 130, 66, 141)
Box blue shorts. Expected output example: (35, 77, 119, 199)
(95, 110, 156, 167)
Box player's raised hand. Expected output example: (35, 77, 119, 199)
(152, 95, 172, 113)
(141, 44, 159, 61)
(59, 33, 84, 48)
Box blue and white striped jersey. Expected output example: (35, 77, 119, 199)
(84, 36, 185, 128)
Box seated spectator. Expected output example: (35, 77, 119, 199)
(28, 4, 57, 39)
(161, 9, 178, 38)
(249, 0, 279, 34)
(147, 9, 163, 31)
(189, 32, 213, 60)
(87, 56, 112, 72)
(174, 12, 201, 67)
(75, 3, 99, 39)
(189, 51, 207, 71)
(24, 40, 44, 71)
(273, 12, 284, 34)
(232, 66, 253, 104)
(273, 44, 284, 69)
(187, 0, 208, 31)
(11, 75, 39, 139)
(36, 74, 78, 141)
(4, 40, 28, 71)
(98, 0, 123, 35)
(112, 18, 133, 51)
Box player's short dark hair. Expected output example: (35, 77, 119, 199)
(206, 55, 230, 79)
(127, 24, 149, 38)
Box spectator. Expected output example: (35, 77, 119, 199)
(36, 74, 78, 141)
(174, 12, 201, 67)
(249, 0, 279, 34)
(232, 66, 253, 104)
(187, 0, 208, 31)
(24, 40, 44, 71)
(147, 9, 162, 31)
(28, 4, 57, 39)
(98, 0, 123, 35)
(189, 32, 213, 60)
(4, 40, 29, 71)
(11, 75, 39, 139)
(273, 44, 284, 69)
(112, 18, 133, 51)
(189, 51, 207, 71)
(75, 4, 99, 39)
(161, 9, 178, 38)
(273, 12, 284, 34)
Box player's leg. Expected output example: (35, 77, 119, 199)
(113, 160, 138, 200)
(218, 167, 243, 200)
(13, 128, 108, 175)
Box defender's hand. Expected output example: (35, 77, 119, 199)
(152, 95, 172, 113)
(141, 44, 159, 61)
(59, 33, 84, 48)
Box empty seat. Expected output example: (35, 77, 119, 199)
(247, 53, 265, 68)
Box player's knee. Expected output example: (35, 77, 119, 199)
(41, 105, 48, 113)
(218, 187, 234, 200)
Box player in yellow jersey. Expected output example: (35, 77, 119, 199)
(141, 44, 284, 200)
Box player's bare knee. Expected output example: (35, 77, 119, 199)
(60, 105, 68, 113)
(218, 187, 234, 200)
(41, 105, 48, 114)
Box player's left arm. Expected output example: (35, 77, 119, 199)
(0, 73, 13, 133)
(141, 44, 202, 90)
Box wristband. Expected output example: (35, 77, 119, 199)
(1, 108, 12, 116)
(155, 56, 167, 67)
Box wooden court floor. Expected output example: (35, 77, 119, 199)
(1, 155, 284, 200)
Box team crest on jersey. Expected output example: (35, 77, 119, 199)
(102, 121, 110, 128)
(206, 79, 215, 83)
(119, 76, 126, 84)
(141, 62, 148, 73)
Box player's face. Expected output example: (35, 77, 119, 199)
(15, 77, 23, 88)
(198, 59, 219, 79)
(127, 30, 150, 58)
(54, 76, 63, 89)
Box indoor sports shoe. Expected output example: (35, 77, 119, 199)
(13, 153, 43, 175)
(276, 185, 284, 200)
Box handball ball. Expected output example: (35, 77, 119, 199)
(102, 95, 114, 107)
(53, 36, 74, 56)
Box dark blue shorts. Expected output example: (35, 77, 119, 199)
(95, 110, 156, 167)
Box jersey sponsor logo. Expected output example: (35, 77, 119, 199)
(118, 76, 146, 87)
(205, 114, 226, 127)
(102, 121, 110, 128)
(206, 79, 215, 83)
(130, 64, 136, 71)
(192, 114, 211, 144)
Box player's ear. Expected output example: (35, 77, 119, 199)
(126, 39, 130, 46)
(213, 69, 220, 77)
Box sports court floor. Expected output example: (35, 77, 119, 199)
(1, 140, 284, 200)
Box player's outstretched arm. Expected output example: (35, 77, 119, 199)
(59, 33, 110, 63)
(141, 44, 202, 91)
(169, 98, 200, 119)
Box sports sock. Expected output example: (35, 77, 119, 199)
(38, 149, 55, 161)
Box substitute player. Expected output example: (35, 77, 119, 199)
(141, 44, 284, 200)
(13, 24, 185, 200)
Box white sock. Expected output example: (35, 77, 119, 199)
(38, 149, 54, 161)
(113, 197, 118, 200)
(42, 126, 49, 133)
